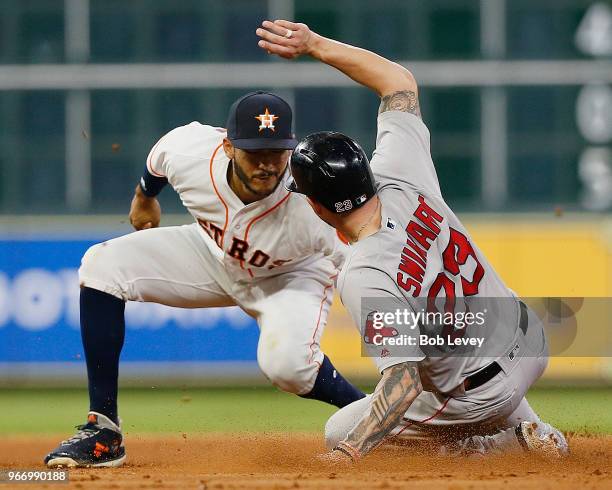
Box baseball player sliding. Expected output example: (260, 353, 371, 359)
(44, 91, 365, 468)
(256, 20, 569, 462)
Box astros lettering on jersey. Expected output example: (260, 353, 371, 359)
(146, 122, 346, 281)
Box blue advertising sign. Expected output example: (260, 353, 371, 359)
(0, 239, 259, 363)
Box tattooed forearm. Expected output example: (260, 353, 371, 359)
(378, 90, 421, 118)
(340, 362, 422, 457)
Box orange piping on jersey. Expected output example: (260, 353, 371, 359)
(242, 192, 291, 276)
(209, 143, 229, 248)
(146, 136, 168, 178)
(243, 192, 291, 241)
(308, 273, 337, 366)
(336, 230, 349, 245)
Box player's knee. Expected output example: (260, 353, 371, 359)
(324, 412, 348, 450)
(324, 394, 372, 449)
(80, 242, 105, 277)
(257, 350, 314, 395)
(79, 242, 125, 297)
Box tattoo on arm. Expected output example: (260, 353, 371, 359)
(343, 361, 422, 457)
(378, 90, 421, 118)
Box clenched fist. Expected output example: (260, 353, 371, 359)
(129, 185, 161, 230)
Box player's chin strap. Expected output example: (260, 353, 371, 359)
(333, 441, 361, 462)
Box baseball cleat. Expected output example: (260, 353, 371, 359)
(44, 412, 126, 468)
(516, 421, 569, 459)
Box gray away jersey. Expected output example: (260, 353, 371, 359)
(338, 111, 522, 394)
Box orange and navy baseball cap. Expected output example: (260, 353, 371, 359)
(226, 91, 298, 150)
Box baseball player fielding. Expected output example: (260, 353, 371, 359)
(44, 81, 366, 469)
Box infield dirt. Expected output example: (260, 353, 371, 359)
(2, 434, 611, 489)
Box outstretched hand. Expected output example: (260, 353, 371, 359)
(256, 20, 314, 59)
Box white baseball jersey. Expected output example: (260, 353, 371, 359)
(338, 111, 523, 394)
(79, 121, 348, 396)
(146, 122, 346, 282)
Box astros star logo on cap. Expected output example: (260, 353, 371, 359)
(255, 108, 279, 132)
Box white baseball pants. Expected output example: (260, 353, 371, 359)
(79, 223, 336, 394)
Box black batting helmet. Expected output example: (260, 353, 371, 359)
(286, 132, 376, 213)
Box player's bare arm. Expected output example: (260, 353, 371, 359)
(328, 361, 422, 462)
(256, 20, 420, 115)
(129, 185, 161, 230)
(378, 90, 421, 118)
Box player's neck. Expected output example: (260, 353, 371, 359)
(338, 196, 382, 244)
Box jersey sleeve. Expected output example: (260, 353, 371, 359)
(145, 122, 226, 184)
(145, 133, 170, 178)
(370, 111, 442, 197)
(339, 260, 425, 374)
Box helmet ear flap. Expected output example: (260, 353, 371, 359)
(285, 177, 300, 193)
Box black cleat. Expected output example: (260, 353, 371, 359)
(44, 412, 126, 468)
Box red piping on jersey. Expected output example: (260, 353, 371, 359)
(146, 136, 167, 178)
(209, 143, 229, 248)
(395, 395, 452, 436)
(242, 192, 291, 277)
(308, 273, 337, 366)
